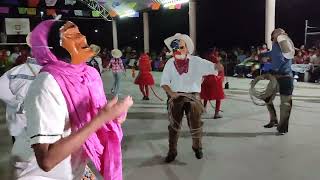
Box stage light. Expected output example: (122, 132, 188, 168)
(95, 29, 98, 33)
(119, 9, 137, 18)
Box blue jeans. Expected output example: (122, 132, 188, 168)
(112, 72, 121, 95)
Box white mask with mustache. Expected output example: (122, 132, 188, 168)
(174, 53, 187, 60)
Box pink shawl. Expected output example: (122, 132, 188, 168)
(30, 20, 123, 180)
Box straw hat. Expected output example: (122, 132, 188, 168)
(111, 49, 123, 58)
(90, 44, 101, 56)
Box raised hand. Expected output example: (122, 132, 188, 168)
(97, 96, 133, 123)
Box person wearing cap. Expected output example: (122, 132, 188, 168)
(160, 33, 221, 163)
(261, 28, 295, 135)
(107, 49, 126, 96)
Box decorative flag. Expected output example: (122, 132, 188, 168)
(27, 8, 37, 15)
(74, 10, 83, 16)
(128, 12, 139, 18)
(0, 7, 9, 14)
(168, 5, 175, 9)
(175, 4, 182, 9)
(18, 7, 27, 14)
(109, 10, 117, 17)
(151, 3, 161, 10)
(127, 2, 137, 9)
(112, 0, 121, 8)
(47, 9, 56, 16)
(92, 11, 100, 17)
(45, 0, 57, 6)
(98, 0, 107, 3)
(27, 0, 40, 7)
(65, 0, 76, 5)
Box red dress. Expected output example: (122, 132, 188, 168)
(200, 52, 225, 100)
(134, 54, 155, 85)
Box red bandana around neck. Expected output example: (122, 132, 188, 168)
(173, 52, 189, 75)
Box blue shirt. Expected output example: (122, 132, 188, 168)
(263, 43, 292, 75)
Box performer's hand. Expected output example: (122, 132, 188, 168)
(97, 96, 133, 123)
(115, 112, 127, 124)
(216, 63, 224, 72)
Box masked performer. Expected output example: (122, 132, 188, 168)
(200, 50, 225, 119)
(134, 53, 155, 100)
(261, 28, 294, 135)
(161, 33, 220, 163)
(12, 20, 133, 180)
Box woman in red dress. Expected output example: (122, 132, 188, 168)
(200, 50, 225, 119)
(135, 53, 155, 100)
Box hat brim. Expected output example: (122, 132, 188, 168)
(111, 49, 123, 58)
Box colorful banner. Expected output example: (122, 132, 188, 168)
(151, 3, 161, 10)
(18, 7, 27, 14)
(0, 7, 9, 14)
(92, 11, 101, 17)
(128, 12, 139, 18)
(175, 4, 182, 9)
(27, 8, 37, 15)
(168, 5, 175, 9)
(65, 0, 76, 5)
(74, 10, 83, 16)
(109, 10, 117, 17)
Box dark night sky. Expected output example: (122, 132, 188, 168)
(1, 0, 320, 53)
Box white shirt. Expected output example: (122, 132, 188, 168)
(160, 55, 218, 93)
(0, 62, 41, 136)
(87, 56, 103, 74)
(12, 72, 87, 180)
(8, 52, 20, 64)
(310, 55, 320, 65)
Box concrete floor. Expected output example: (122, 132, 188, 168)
(1, 71, 320, 180)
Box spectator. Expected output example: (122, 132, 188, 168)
(8, 46, 20, 65)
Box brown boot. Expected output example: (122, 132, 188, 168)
(165, 126, 179, 163)
(277, 96, 292, 134)
(264, 103, 278, 128)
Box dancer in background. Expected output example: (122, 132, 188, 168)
(134, 53, 155, 100)
(0, 57, 42, 143)
(107, 49, 126, 96)
(200, 50, 225, 119)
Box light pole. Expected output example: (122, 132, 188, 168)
(189, 0, 197, 53)
(265, 0, 276, 49)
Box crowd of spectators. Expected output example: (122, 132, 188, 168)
(2, 42, 320, 84)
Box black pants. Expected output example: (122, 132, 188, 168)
(277, 76, 294, 96)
